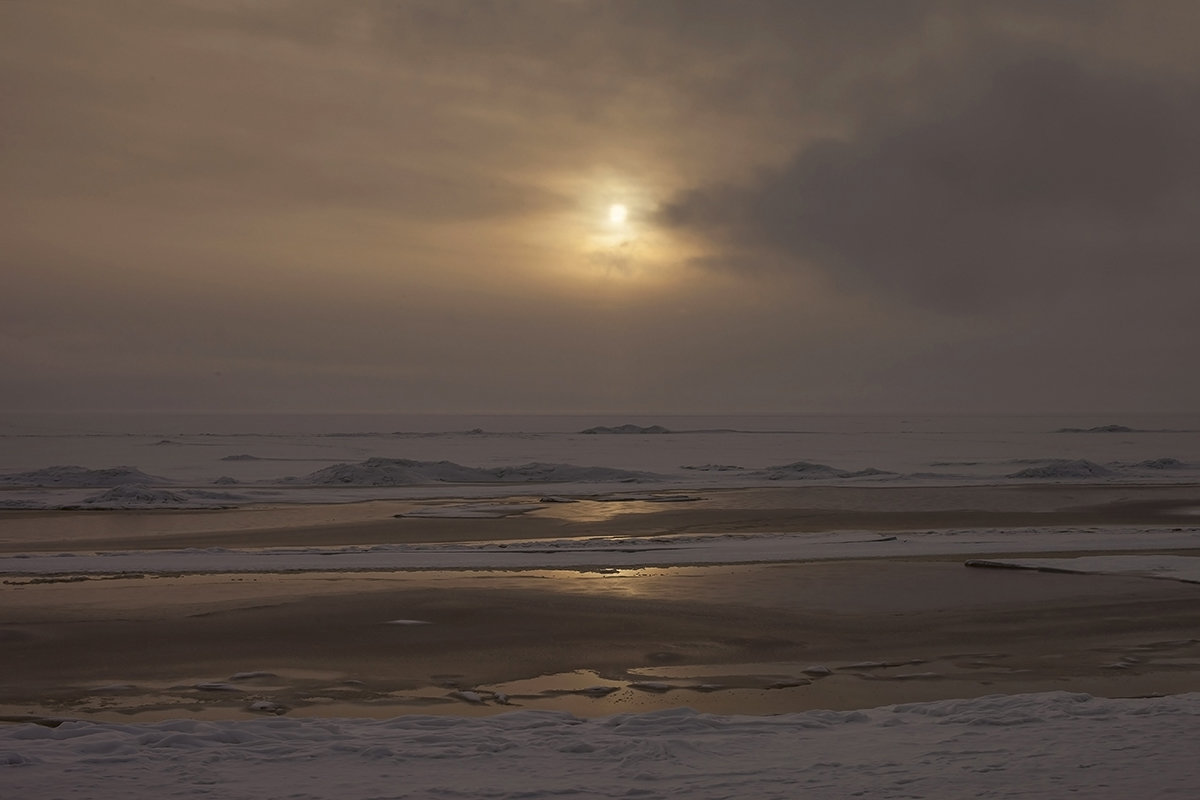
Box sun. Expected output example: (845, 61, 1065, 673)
(608, 203, 628, 224)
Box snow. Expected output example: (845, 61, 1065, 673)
(3, 692, 1198, 799)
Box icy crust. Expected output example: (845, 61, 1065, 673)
(3, 692, 1199, 799)
(0, 465, 166, 488)
(297, 458, 658, 486)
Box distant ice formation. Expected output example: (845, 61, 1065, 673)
(580, 424, 671, 434)
(1006, 459, 1113, 479)
(1057, 424, 1138, 433)
(752, 461, 895, 480)
(298, 457, 657, 486)
(1131, 457, 1189, 470)
(488, 462, 657, 483)
(0, 465, 167, 487)
(81, 485, 192, 506)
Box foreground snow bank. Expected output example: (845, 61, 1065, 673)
(3, 692, 1197, 799)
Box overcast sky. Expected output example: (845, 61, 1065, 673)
(3, 0, 1198, 414)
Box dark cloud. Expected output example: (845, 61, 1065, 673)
(662, 54, 1200, 310)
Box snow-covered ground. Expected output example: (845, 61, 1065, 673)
(4, 692, 1198, 799)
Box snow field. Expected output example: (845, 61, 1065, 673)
(3, 692, 1198, 799)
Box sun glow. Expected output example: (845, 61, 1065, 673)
(527, 170, 699, 286)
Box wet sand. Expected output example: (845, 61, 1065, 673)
(2, 484, 1200, 721)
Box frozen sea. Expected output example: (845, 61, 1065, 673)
(4, 412, 1200, 798)
(3, 412, 1199, 509)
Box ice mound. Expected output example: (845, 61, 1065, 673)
(1006, 459, 1113, 479)
(489, 462, 657, 483)
(299, 458, 657, 486)
(758, 460, 844, 479)
(1132, 457, 1189, 470)
(184, 490, 248, 501)
(302, 458, 492, 485)
(0, 498, 44, 509)
(0, 465, 167, 487)
(752, 461, 895, 481)
(1057, 424, 1137, 433)
(580, 424, 671, 434)
(81, 485, 193, 507)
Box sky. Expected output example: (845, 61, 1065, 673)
(3, 0, 1198, 414)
